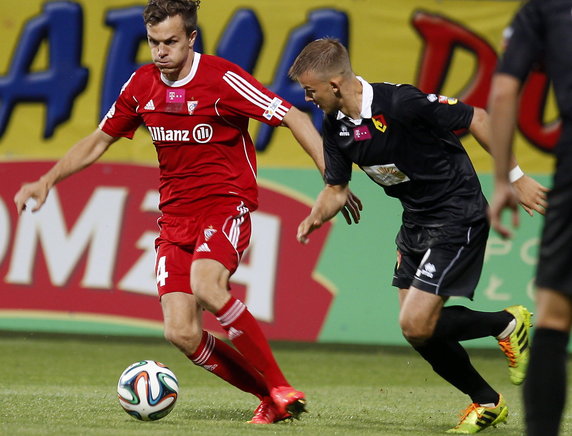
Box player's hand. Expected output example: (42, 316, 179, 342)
(14, 179, 50, 215)
(340, 190, 363, 224)
(297, 215, 323, 244)
(489, 181, 519, 239)
(512, 174, 549, 216)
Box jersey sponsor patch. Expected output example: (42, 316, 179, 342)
(438, 95, 458, 105)
(166, 88, 185, 112)
(362, 163, 410, 186)
(353, 125, 371, 141)
(166, 88, 185, 103)
(263, 97, 283, 120)
(148, 126, 191, 142)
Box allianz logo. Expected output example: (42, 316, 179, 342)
(147, 124, 214, 143)
(148, 126, 190, 142)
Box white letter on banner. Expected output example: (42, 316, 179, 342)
(232, 212, 280, 322)
(118, 190, 160, 296)
(6, 187, 127, 288)
(484, 236, 512, 262)
(483, 274, 510, 301)
(0, 197, 10, 266)
(520, 238, 539, 266)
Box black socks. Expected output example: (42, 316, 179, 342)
(433, 305, 514, 341)
(524, 327, 570, 436)
(414, 339, 499, 404)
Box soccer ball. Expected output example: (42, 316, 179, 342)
(117, 360, 179, 421)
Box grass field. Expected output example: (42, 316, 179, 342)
(1, 333, 570, 436)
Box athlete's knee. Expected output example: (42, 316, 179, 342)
(400, 314, 435, 346)
(164, 324, 203, 354)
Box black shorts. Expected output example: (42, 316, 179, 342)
(392, 219, 489, 299)
(536, 153, 572, 295)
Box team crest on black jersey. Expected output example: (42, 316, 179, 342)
(372, 114, 388, 133)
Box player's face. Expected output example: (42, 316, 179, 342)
(147, 15, 197, 81)
(297, 71, 341, 115)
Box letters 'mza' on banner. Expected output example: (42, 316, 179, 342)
(0, 162, 333, 339)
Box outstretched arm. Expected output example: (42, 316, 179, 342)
(468, 102, 548, 223)
(282, 107, 362, 224)
(14, 128, 117, 214)
(297, 183, 349, 244)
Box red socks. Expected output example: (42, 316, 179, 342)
(189, 330, 268, 398)
(216, 296, 289, 389)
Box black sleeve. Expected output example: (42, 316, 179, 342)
(323, 118, 353, 186)
(390, 84, 474, 132)
(497, 1, 544, 81)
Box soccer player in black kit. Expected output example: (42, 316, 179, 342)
(489, 1, 572, 435)
(289, 38, 547, 434)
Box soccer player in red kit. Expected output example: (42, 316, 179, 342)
(14, 0, 361, 424)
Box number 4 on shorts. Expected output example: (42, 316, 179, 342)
(156, 256, 169, 286)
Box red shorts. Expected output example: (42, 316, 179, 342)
(154, 200, 252, 297)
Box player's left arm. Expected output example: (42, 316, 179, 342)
(468, 105, 548, 217)
(282, 107, 362, 224)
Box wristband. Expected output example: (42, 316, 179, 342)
(509, 165, 524, 183)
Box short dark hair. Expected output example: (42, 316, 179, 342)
(143, 0, 201, 36)
(288, 38, 352, 80)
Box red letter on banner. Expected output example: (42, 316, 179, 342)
(411, 11, 497, 109)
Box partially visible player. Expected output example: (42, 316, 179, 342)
(289, 38, 546, 434)
(488, 1, 571, 434)
(13, 0, 362, 425)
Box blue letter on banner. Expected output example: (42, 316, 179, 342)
(0, 2, 88, 138)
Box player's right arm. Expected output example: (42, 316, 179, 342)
(297, 183, 349, 244)
(14, 128, 118, 214)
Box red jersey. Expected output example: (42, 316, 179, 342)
(99, 53, 292, 214)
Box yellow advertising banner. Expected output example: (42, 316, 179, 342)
(0, 1, 552, 344)
(0, 0, 556, 172)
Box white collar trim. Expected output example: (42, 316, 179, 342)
(336, 76, 373, 124)
(160, 52, 201, 87)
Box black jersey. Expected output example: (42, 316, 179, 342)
(497, 0, 572, 145)
(323, 80, 487, 226)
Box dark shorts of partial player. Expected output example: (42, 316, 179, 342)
(154, 199, 252, 298)
(536, 154, 572, 295)
(392, 218, 489, 299)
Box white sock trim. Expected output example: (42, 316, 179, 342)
(497, 318, 516, 340)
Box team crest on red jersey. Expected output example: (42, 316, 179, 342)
(187, 101, 198, 115)
(204, 226, 217, 241)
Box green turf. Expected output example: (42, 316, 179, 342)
(1, 333, 570, 435)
